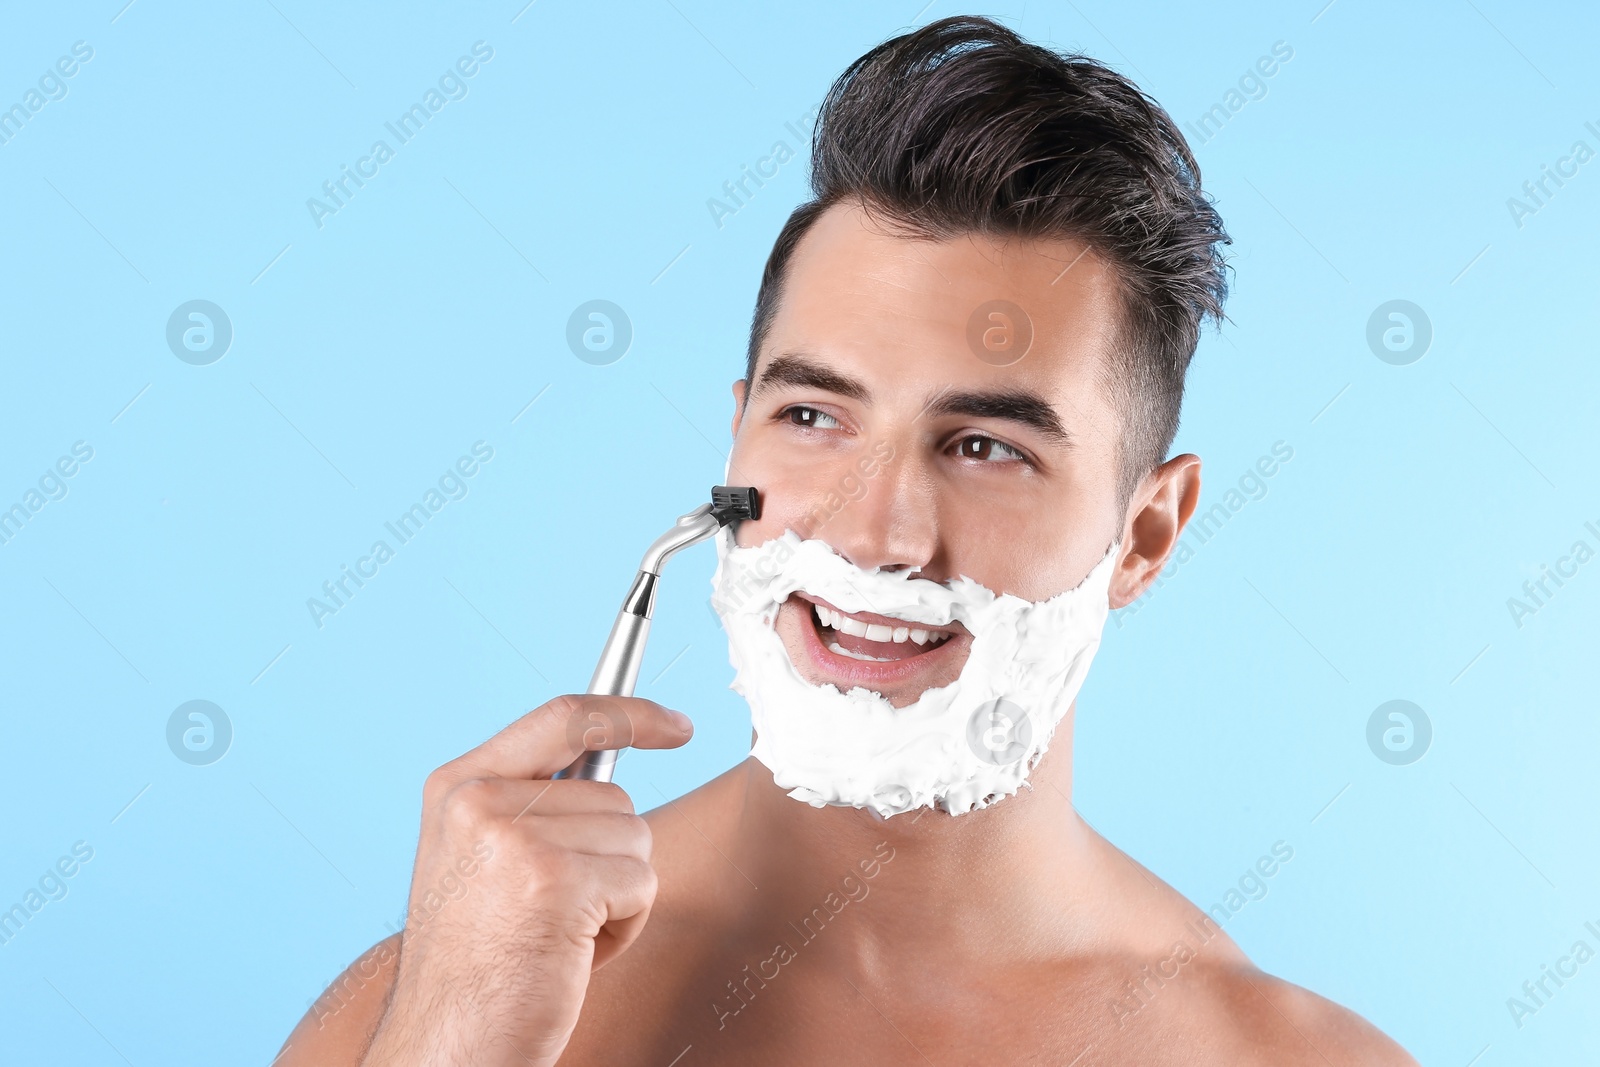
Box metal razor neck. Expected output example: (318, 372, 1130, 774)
(637, 505, 722, 577)
(621, 570, 658, 619)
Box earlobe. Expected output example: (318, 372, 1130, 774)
(1108, 454, 1201, 609)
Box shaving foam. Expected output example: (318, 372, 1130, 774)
(710, 527, 1119, 818)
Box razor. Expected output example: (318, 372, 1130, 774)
(557, 485, 761, 783)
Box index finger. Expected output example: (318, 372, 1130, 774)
(441, 694, 693, 784)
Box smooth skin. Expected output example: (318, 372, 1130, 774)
(277, 200, 1418, 1066)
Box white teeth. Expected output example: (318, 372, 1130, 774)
(812, 603, 949, 646)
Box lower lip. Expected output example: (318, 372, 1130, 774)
(791, 597, 966, 690)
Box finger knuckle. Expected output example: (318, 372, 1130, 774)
(618, 813, 653, 856)
(539, 692, 581, 721)
(592, 782, 636, 815)
(440, 776, 498, 830)
(630, 858, 660, 902)
(525, 843, 578, 893)
(558, 695, 633, 752)
(421, 763, 458, 807)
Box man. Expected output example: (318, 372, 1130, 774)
(279, 16, 1417, 1065)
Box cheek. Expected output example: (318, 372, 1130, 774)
(776, 599, 801, 643)
(727, 447, 777, 548)
(737, 515, 787, 549)
(727, 439, 847, 547)
(735, 496, 825, 550)
(938, 513, 1046, 596)
(773, 599, 817, 679)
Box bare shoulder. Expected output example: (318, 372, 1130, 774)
(1178, 961, 1419, 1066)
(1083, 836, 1415, 1065)
(1241, 968, 1417, 1065)
(273, 933, 401, 1067)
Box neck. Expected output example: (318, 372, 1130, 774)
(722, 711, 1115, 971)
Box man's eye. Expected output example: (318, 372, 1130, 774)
(781, 405, 841, 430)
(954, 435, 1027, 463)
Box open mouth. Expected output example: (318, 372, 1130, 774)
(788, 591, 968, 690)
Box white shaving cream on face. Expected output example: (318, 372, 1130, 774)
(710, 526, 1120, 818)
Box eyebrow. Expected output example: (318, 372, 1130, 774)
(751, 353, 871, 403)
(750, 352, 1074, 447)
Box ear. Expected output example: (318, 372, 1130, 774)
(1109, 453, 1201, 609)
(731, 379, 748, 438)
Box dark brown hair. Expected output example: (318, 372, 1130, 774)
(745, 15, 1230, 506)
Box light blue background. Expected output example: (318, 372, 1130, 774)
(2, 1, 1596, 1064)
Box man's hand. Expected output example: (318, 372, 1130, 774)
(359, 694, 693, 1067)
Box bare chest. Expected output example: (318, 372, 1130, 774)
(555, 944, 1207, 1067)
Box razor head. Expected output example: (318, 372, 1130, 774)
(710, 485, 761, 527)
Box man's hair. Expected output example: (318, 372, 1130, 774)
(744, 15, 1230, 508)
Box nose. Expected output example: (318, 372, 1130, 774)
(815, 441, 940, 577)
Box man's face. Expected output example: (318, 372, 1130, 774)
(728, 200, 1127, 708)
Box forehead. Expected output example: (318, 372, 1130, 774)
(756, 200, 1125, 406)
